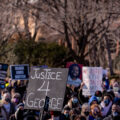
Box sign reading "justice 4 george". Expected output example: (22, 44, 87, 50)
(25, 68, 68, 111)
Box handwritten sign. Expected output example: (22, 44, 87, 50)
(10, 64, 29, 80)
(82, 67, 102, 96)
(0, 63, 8, 81)
(25, 68, 68, 111)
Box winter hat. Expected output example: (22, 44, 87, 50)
(88, 96, 98, 105)
(95, 91, 102, 97)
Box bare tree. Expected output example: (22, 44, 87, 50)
(0, 0, 120, 74)
(21, 0, 120, 74)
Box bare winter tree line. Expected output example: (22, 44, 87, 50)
(0, 0, 120, 74)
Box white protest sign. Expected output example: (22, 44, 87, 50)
(82, 67, 103, 96)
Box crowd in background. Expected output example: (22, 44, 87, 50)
(0, 72, 119, 120)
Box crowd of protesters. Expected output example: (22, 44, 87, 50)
(0, 71, 119, 120)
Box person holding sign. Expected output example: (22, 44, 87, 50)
(67, 64, 82, 87)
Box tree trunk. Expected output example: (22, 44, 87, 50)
(105, 35, 114, 75)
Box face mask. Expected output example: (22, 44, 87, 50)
(72, 98, 78, 104)
(0, 85, 5, 89)
(104, 99, 110, 106)
(97, 97, 102, 102)
(64, 113, 69, 118)
(5, 98, 10, 103)
(13, 98, 19, 103)
(84, 111, 89, 116)
(113, 87, 119, 93)
(112, 112, 119, 117)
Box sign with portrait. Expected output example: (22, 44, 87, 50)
(25, 68, 68, 111)
(82, 67, 103, 96)
(10, 64, 29, 80)
(66, 62, 83, 87)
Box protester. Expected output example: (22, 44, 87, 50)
(0, 64, 119, 120)
(81, 103, 90, 120)
(94, 91, 102, 104)
(102, 70, 109, 90)
(78, 82, 89, 105)
(89, 104, 102, 120)
(11, 93, 21, 110)
(64, 93, 81, 112)
(100, 92, 113, 117)
(1, 92, 15, 120)
(62, 106, 70, 120)
(74, 115, 86, 120)
(48, 111, 64, 120)
(88, 96, 98, 106)
(103, 103, 120, 120)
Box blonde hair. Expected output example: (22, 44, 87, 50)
(81, 103, 90, 115)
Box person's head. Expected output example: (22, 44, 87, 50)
(89, 96, 98, 106)
(63, 107, 70, 118)
(102, 79, 109, 90)
(12, 92, 21, 105)
(71, 95, 79, 107)
(110, 79, 117, 89)
(2, 92, 11, 104)
(69, 64, 81, 79)
(103, 93, 112, 106)
(95, 91, 102, 103)
(81, 103, 90, 117)
(90, 104, 101, 118)
(1, 89, 8, 97)
(112, 81, 120, 95)
(112, 104, 120, 119)
(69, 109, 79, 120)
(74, 115, 86, 120)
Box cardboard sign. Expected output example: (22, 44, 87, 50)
(25, 68, 68, 111)
(0, 63, 8, 81)
(82, 67, 103, 96)
(10, 64, 29, 80)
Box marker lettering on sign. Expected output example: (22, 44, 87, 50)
(26, 92, 62, 110)
(37, 81, 50, 96)
(26, 92, 34, 107)
(31, 69, 62, 80)
(49, 98, 63, 109)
